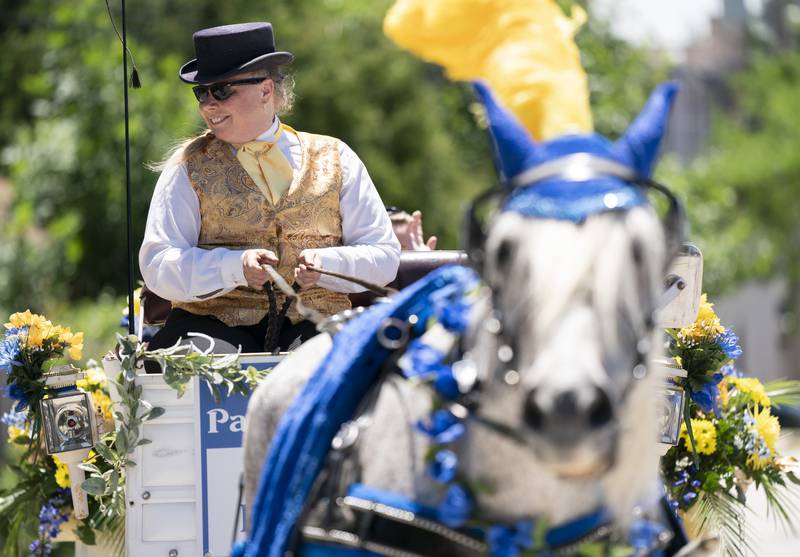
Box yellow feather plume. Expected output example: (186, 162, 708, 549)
(384, 0, 593, 140)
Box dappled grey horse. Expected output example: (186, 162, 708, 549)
(241, 82, 691, 556)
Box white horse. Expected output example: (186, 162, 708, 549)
(241, 82, 687, 555)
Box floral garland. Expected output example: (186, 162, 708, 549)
(0, 310, 265, 556)
(661, 295, 800, 557)
(401, 290, 666, 557)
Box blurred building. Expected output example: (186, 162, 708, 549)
(664, 0, 800, 381)
(664, 0, 746, 163)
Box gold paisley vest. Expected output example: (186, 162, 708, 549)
(172, 131, 352, 327)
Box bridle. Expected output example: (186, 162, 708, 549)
(456, 153, 688, 440)
(463, 153, 687, 273)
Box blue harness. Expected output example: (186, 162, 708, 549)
(236, 266, 478, 557)
(236, 264, 677, 557)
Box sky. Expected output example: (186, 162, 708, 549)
(592, 0, 764, 57)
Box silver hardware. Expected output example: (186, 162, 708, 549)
(331, 421, 360, 451)
(484, 317, 502, 335)
(511, 153, 637, 189)
(452, 358, 478, 393)
(142, 491, 151, 500)
(316, 306, 368, 335)
(497, 344, 514, 363)
(407, 314, 419, 326)
(377, 318, 410, 350)
(632, 364, 648, 380)
(448, 403, 469, 420)
(168, 550, 178, 557)
(504, 370, 520, 386)
(603, 193, 619, 209)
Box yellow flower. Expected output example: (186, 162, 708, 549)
(718, 379, 731, 409)
(93, 390, 114, 425)
(678, 294, 725, 342)
(748, 405, 780, 469)
(76, 366, 107, 392)
(59, 330, 84, 360)
(52, 455, 71, 489)
(122, 288, 142, 319)
(674, 356, 683, 368)
(729, 377, 771, 407)
(680, 418, 717, 455)
(4, 309, 35, 329)
(26, 322, 48, 348)
(7, 425, 27, 442)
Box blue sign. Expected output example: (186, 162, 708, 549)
(197, 356, 283, 556)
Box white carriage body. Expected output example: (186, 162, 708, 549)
(92, 354, 280, 557)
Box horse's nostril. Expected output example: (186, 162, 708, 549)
(588, 388, 613, 429)
(523, 389, 545, 430)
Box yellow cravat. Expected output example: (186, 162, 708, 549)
(235, 125, 295, 204)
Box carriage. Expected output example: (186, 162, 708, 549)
(91, 243, 703, 557)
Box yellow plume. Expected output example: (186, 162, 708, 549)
(384, 0, 593, 140)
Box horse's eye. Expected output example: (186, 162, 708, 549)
(631, 239, 643, 267)
(495, 238, 514, 270)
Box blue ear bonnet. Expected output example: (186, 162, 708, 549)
(474, 81, 679, 223)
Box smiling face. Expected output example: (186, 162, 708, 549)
(196, 71, 276, 144)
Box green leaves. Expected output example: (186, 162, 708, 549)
(81, 477, 107, 497)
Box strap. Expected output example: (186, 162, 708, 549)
(301, 495, 485, 557)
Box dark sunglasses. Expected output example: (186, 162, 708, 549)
(192, 77, 267, 103)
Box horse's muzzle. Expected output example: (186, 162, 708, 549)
(523, 385, 614, 441)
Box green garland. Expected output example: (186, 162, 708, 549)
(0, 312, 267, 556)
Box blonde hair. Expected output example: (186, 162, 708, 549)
(149, 66, 296, 172)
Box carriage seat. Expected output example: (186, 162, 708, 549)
(140, 250, 468, 326)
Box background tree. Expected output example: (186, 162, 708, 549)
(0, 0, 669, 356)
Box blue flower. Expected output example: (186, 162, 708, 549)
(433, 366, 460, 400)
(30, 489, 70, 557)
(488, 521, 534, 557)
(0, 332, 22, 374)
(720, 363, 740, 377)
(416, 409, 465, 444)
(437, 483, 473, 528)
(439, 299, 472, 334)
(1, 410, 27, 428)
(399, 339, 445, 380)
(628, 519, 666, 550)
(717, 328, 742, 360)
(690, 373, 723, 414)
(428, 449, 459, 484)
(429, 282, 476, 334)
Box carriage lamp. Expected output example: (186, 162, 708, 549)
(39, 365, 99, 519)
(654, 359, 687, 452)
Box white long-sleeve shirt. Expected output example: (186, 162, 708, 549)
(139, 118, 400, 302)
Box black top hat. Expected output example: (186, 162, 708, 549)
(179, 22, 294, 84)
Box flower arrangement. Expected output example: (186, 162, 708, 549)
(0, 310, 90, 556)
(661, 295, 800, 557)
(0, 310, 265, 556)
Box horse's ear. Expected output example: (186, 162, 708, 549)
(613, 82, 680, 178)
(473, 81, 539, 184)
